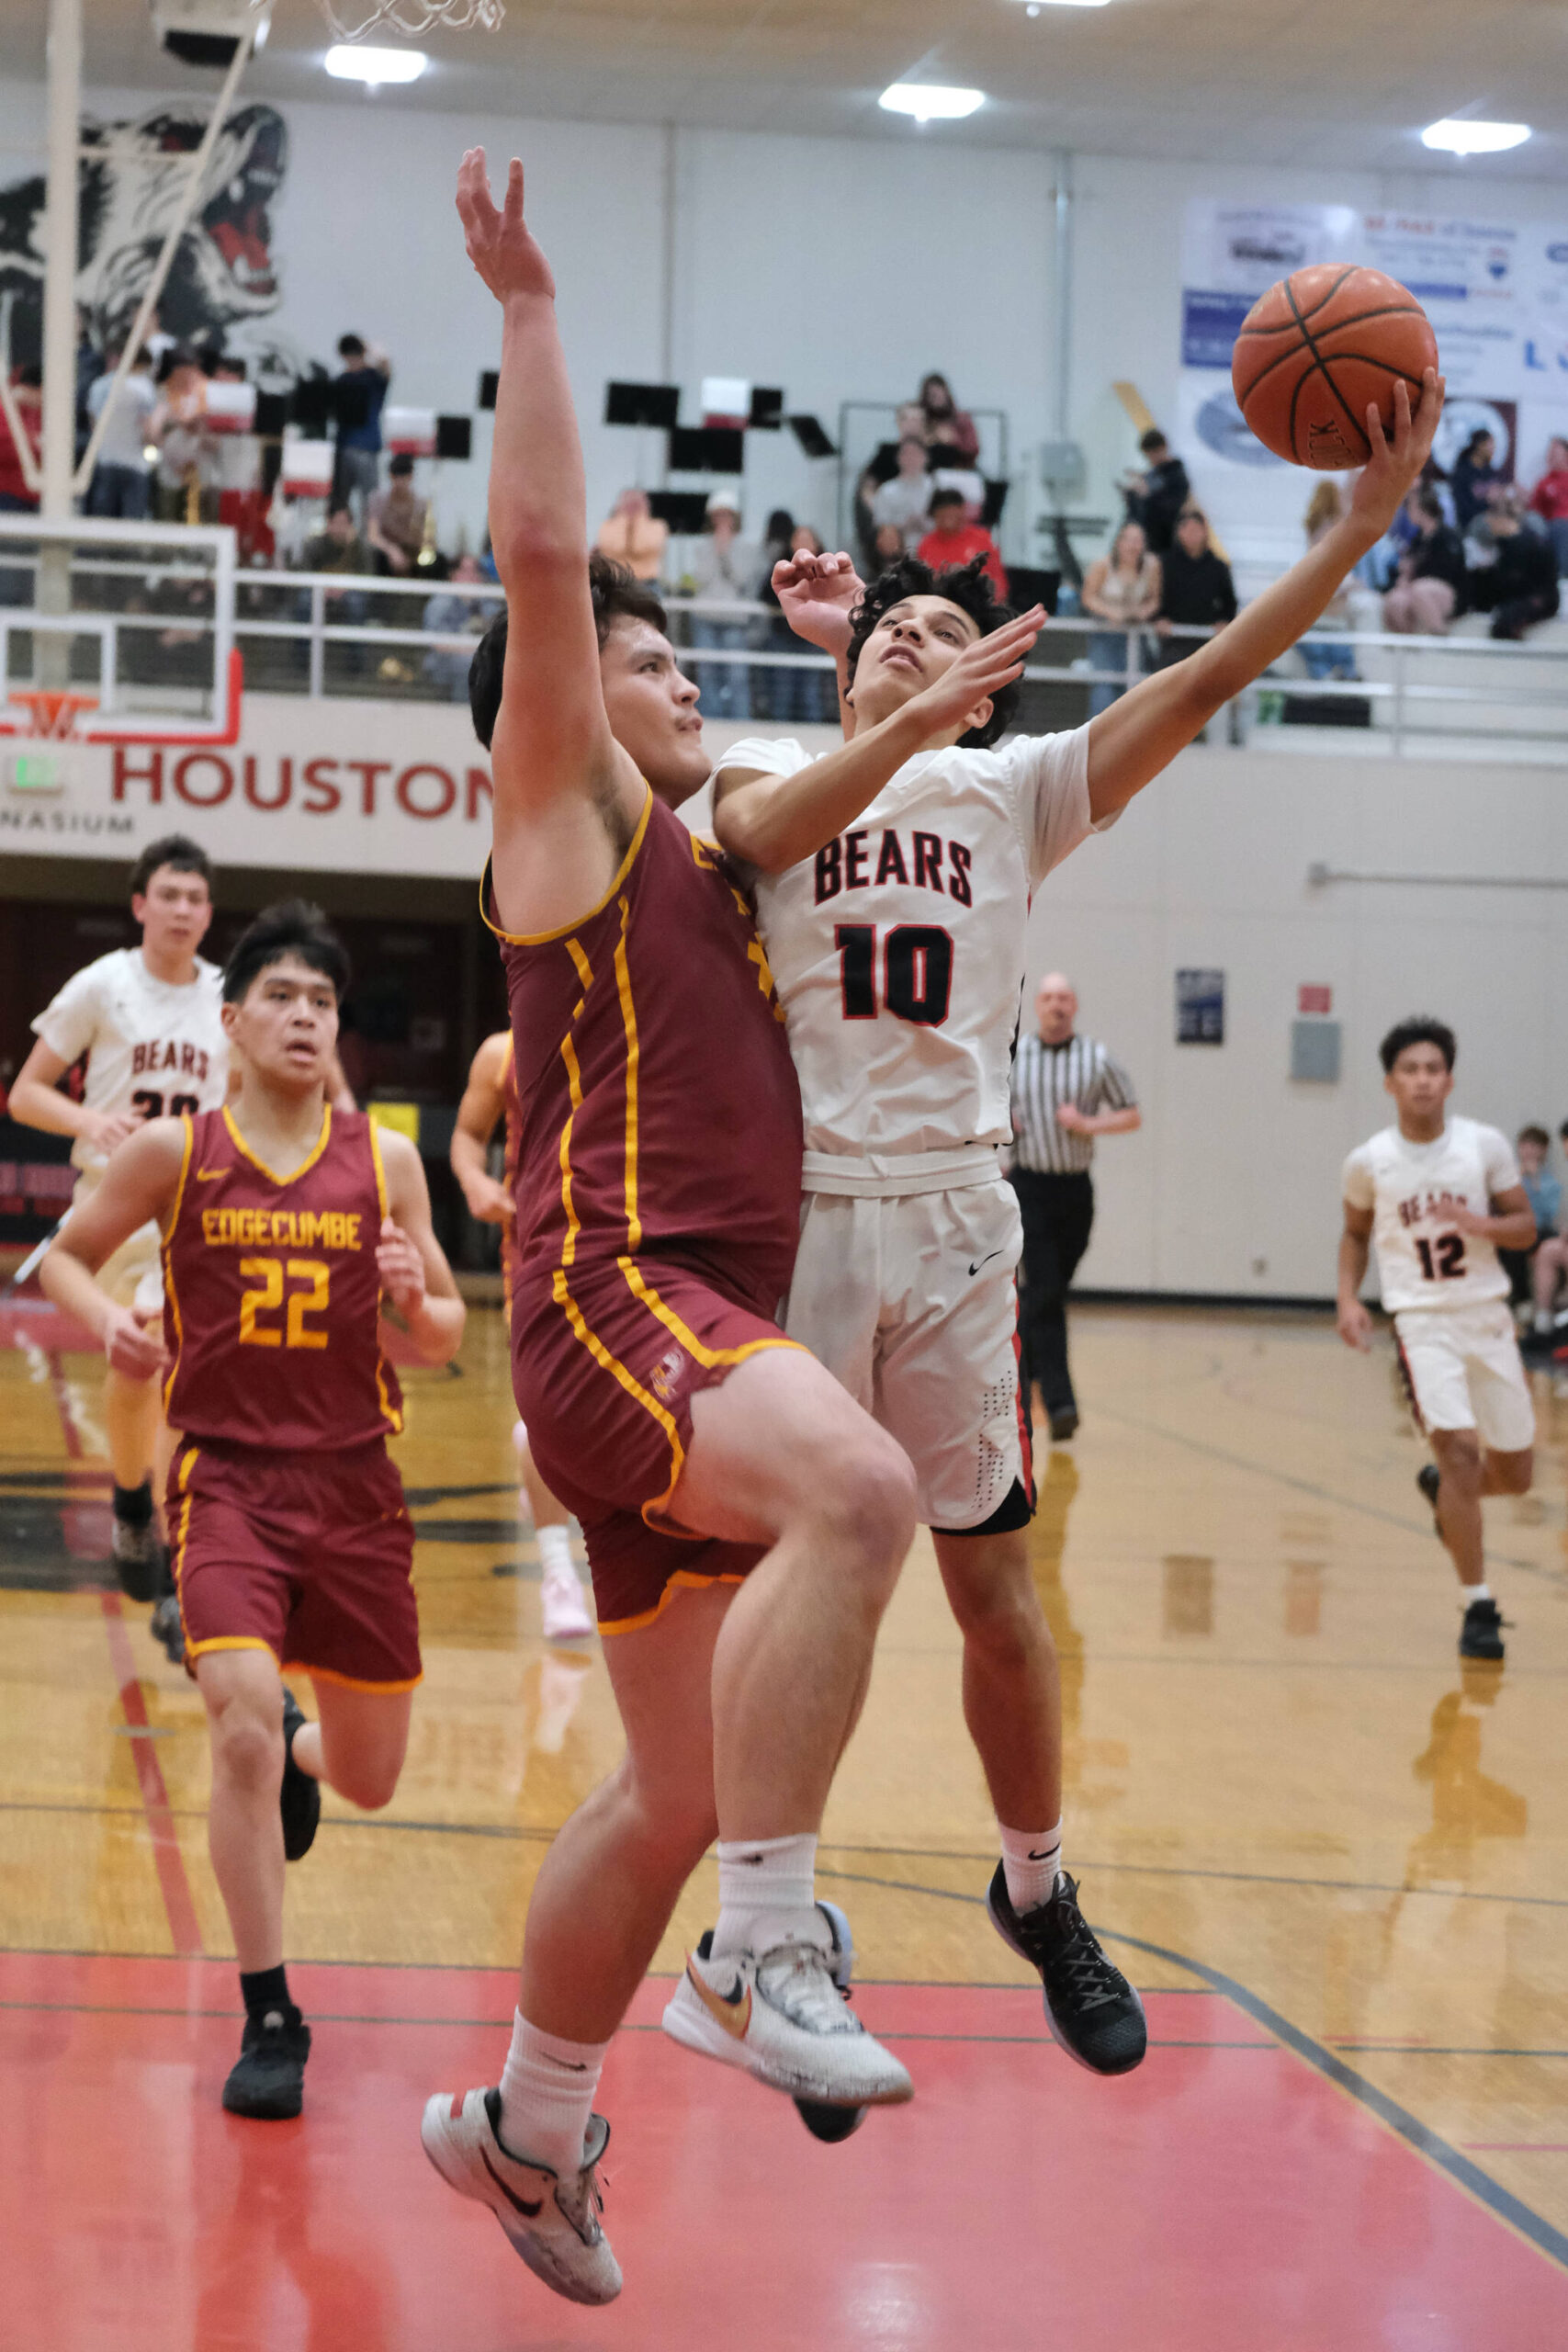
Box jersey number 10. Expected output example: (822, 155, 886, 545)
(836, 923, 953, 1026)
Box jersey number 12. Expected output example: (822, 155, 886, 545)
(1415, 1234, 1466, 1281)
(835, 924, 953, 1026)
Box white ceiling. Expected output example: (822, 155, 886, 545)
(10, 0, 1568, 177)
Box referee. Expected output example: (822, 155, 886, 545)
(1010, 972, 1140, 1441)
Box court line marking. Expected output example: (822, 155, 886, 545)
(813, 1862, 1568, 2278)
(1092, 1400, 1568, 1584)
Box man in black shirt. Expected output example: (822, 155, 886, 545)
(1476, 493, 1561, 640)
(1124, 428, 1190, 555)
(1154, 507, 1237, 666)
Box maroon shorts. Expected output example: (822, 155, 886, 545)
(168, 1437, 421, 1690)
(511, 1253, 803, 1634)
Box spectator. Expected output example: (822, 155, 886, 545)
(1155, 505, 1236, 664)
(329, 333, 389, 514)
(366, 454, 431, 575)
(300, 503, 373, 675)
(1471, 488, 1561, 640)
(688, 492, 762, 720)
(916, 488, 1008, 597)
(1080, 518, 1159, 714)
(1122, 427, 1190, 555)
(1382, 485, 1468, 634)
(762, 525, 838, 726)
(84, 346, 156, 519)
(422, 552, 488, 700)
(917, 372, 980, 465)
(1502, 1125, 1561, 1324)
(750, 510, 796, 719)
(0, 368, 40, 578)
(1450, 428, 1502, 535)
(74, 309, 104, 464)
(1298, 483, 1359, 678)
(151, 349, 218, 524)
(595, 486, 668, 582)
(869, 436, 932, 556)
(870, 521, 906, 570)
(1528, 436, 1568, 577)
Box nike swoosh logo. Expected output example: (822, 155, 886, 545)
(195, 1166, 229, 1182)
(481, 2146, 543, 2218)
(685, 1957, 752, 2041)
(543, 2054, 589, 2072)
(1027, 1849, 1057, 1861)
(968, 1250, 1005, 1277)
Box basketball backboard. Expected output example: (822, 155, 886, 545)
(0, 517, 243, 759)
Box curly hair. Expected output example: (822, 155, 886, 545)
(468, 553, 669, 752)
(1379, 1016, 1456, 1074)
(844, 552, 1019, 751)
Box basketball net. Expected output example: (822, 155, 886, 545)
(6, 691, 99, 741)
(254, 0, 503, 41)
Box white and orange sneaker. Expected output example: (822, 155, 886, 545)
(540, 1564, 595, 1644)
(661, 1925, 912, 2109)
(420, 2086, 621, 2306)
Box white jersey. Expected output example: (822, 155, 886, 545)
(1342, 1115, 1520, 1316)
(717, 728, 1106, 1172)
(32, 947, 229, 1174)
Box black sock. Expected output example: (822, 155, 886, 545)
(240, 1964, 295, 2027)
(112, 1479, 152, 1525)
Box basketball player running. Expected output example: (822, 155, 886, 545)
(12, 836, 227, 1659)
(40, 900, 464, 2119)
(451, 1029, 594, 1641)
(1337, 1019, 1534, 1662)
(419, 151, 1001, 2307)
(711, 369, 1443, 2072)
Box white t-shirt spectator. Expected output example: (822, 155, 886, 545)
(86, 373, 156, 473)
(870, 474, 932, 553)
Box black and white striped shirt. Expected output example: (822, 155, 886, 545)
(1010, 1032, 1136, 1175)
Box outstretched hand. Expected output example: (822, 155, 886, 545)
(1348, 368, 1444, 539)
(908, 605, 1045, 738)
(773, 549, 864, 656)
(456, 148, 556, 305)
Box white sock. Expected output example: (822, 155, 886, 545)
(1536, 1311, 1553, 1335)
(536, 1523, 573, 1580)
(1000, 1821, 1063, 1917)
(1464, 1583, 1492, 1606)
(496, 2009, 610, 2179)
(711, 1831, 821, 1958)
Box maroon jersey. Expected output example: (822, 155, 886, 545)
(487, 789, 804, 1321)
(500, 1031, 522, 1316)
(162, 1104, 403, 1451)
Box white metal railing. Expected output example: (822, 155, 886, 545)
(1, 526, 1564, 761)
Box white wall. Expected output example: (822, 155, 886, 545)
(1032, 743, 1568, 1299)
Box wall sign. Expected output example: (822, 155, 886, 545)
(1176, 967, 1225, 1045)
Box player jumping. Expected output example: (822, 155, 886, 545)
(711, 368, 1443, 2073)
(1337, 1018, 1535, 1662)
(41, 900, 465, 2118)
(451, 1026, 595, 1642)
(420, 151, 946, 2307)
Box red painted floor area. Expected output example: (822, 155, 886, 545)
(6, 1953, 1567, 2349)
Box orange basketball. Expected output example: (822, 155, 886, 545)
(1231, 264, 1438, 470)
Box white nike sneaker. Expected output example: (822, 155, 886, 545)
(540, 1564, 595, 1643)
(420, 2086, 621, 2307)
(661, 1928, 913, 2108)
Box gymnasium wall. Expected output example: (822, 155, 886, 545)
(6, 77, 1567, 563)
(1027, 745, 1568, 1301)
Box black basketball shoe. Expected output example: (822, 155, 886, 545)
(222, 2008, 311, 2120)
(1459, 1597, 1506, 1663)
(280, 1688, 321, 1862)
(987, 1865, 1147, 2075)
(1416, 1462, 1440, 1522)
(149, 1553, 185, 1666)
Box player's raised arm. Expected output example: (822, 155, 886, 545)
(1085, 370, 1444, 822)
(39, 1122, 187, 1377)
(456, 148, 642, 935)
(715, 602, 1043, 872)
(374, 1127, 466, 1366)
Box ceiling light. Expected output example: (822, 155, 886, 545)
(1021, 1, 1111, 7)
(324, 42, 428, 84)
(879, 84, 985, 123)
(1420, 118, 1530, 156)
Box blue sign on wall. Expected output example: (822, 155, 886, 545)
(1176, 967, 1225, 1045)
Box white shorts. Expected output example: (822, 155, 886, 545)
(1393, 1301, 1535, 1454)
(71, 1168, 164, 1321)
(784, 1175, 1028, 1532)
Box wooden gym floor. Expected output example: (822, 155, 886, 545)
(4, 1293, 1568, 2347)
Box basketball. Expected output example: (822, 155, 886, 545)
(1231, 264, 1439, 469)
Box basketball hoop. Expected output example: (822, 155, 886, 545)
(6, 691, 98, 741)
(253, 0, 503, 40)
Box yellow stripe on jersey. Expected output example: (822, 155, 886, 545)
(615, 1257, 805, 1374)
(161, 1119, 195, 1416)
(550, 1264, 684, 1499)
(223, 1102, 333, 1190)
(612, 896, 642, 1253)
(479, 789, 654, 947)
